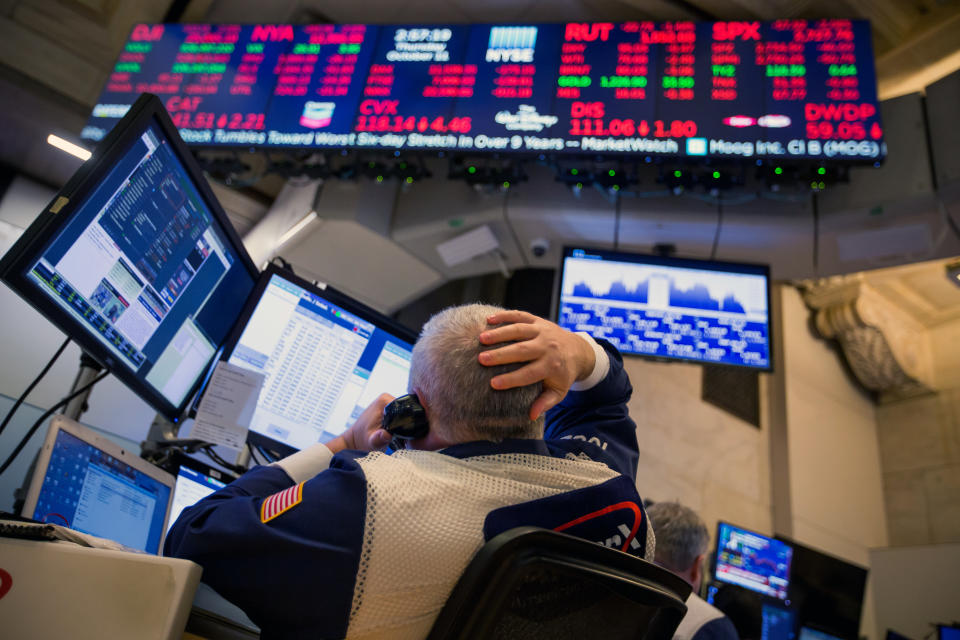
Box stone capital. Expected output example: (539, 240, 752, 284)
(800, 277, 933, 400)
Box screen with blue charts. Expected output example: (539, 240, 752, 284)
(557, 248, 771, 369)
(28, 429, 171, 554)
(715, 522, 793, 599)
(225, 271, 415, 452)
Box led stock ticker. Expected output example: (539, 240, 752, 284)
(83, 20, 885, 162)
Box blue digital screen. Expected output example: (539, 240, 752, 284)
(763, 604, 797, 640)
(557, 248, 771, 369)
(24, 120, 256, 410)
(166, 464, 228, 534)
(82, 20, 884, 161)
(31, 429, 171, 554)
(225, 273, 414, 451)
(715, 522, 793, 599)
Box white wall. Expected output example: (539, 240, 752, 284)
(780, 285, 889, 639)
(870, 543, 960, 638)
(627, 356, 773, 543)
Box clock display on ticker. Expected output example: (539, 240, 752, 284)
(83, 20, 885, 162)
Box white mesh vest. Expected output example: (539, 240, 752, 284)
(344, 448, 623, 639)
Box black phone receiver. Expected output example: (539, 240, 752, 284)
(382, 394, 429, 450)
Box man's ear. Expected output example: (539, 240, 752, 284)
(413, 389, 431, 420)
(690, 552, 706, 587)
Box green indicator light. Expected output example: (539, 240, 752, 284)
(811, 181, 818, 189)
(576, 182, 583, 189)
(405, 177, 414, 184)
(818, 181, 825, 189)
(612, 185, 620, 191)
(674, 170, 682, 178)
(376, 175, 384, 182)
(468, 166, 476, 174)
(502, 181, 510, 188)
(608, 169, 616, 177)
(368, 161, 376, 168)
(817, 167, 826, 175)
(712, 171, 720, 179)
(571, 168, 578, 175)
(774, 167, 783, 175)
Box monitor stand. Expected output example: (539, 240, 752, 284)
(63, 351, 103, 421)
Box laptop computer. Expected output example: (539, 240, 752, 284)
(20, 415, 176, 554)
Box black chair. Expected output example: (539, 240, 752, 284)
(427, 526, 692, 640)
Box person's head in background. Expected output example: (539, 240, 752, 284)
(645, 501, 710, 590)
(407, 303, 544, 449)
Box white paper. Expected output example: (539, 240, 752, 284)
(192, 361, 265, 450)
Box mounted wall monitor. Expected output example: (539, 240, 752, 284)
(210, 265, 418, 457)
(555, 247, 772, 370)
(0, 93, 259, 421)
(714, 521, 793, 599)
(775, 535, 868, 639)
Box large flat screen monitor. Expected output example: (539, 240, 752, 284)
(715, 521, 793, 599)
(213, 265, 418, 456)
(555, 247, 772, 369)
(0, 93, 259, 420)
(775, 535, 868, 639)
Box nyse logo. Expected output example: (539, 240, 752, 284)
(486, 26, 537, 63)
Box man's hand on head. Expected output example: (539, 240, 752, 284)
(477, 310, 596, 420)
(328, 393, 395, 454)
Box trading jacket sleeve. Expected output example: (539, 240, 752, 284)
(543, 337, 639, 480)
(163, 448, 368, 639)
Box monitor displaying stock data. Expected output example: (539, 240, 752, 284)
(556, 247, 771, 369)
(82, 20, 884, 161)
(0, 94, 259, 420)
(217, 265, 417, 455)
(715, 522, 793, 599)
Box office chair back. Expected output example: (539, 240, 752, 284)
(427, 526, 692, 640)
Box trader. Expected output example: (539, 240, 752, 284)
(645, 501, 738, 640)
(166, 305, 653, 639)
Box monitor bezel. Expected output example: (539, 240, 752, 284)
(0, 93, 260, 421)
(21, 415, 176, 554)
(712, 520, 793, 600)
(198, 263, 419, 458)
(552, 245, 774, 372)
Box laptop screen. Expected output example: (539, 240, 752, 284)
(166, 463, 229, 535)
(26, 427, 172, 553)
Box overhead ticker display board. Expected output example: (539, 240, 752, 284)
(83, 20, 885, 161)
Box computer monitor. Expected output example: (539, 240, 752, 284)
(798, 626, 848, 640)
(0, 93, 259, 420)
(21, 416, 175, 554)
(763, 603, 798, 640)
(714, 521, 793, 599)
(214, 265, 418, 456)
(166, 453, 235, 535)
(554, 247, 772, 370)
(939, 626, 960, 640)
(776, 535, 868, 640)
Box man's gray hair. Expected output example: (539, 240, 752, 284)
(644, 501, 710, 573)
(409, 303, 543, 442)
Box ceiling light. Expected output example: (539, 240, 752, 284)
(47, 134, 91, 161)
(279, 210, 318, 245)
